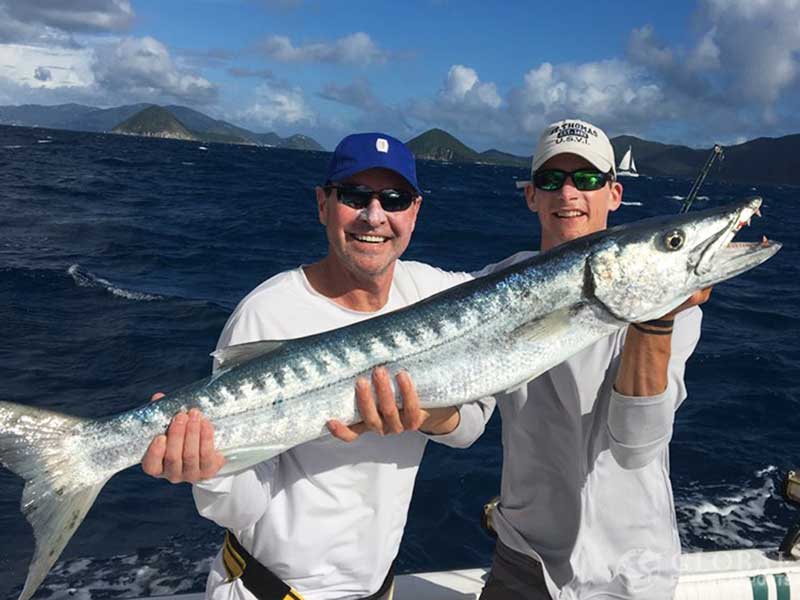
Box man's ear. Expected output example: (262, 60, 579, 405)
(524, 183, 538, 213)
(316, 186, 329, 225)
(608, 181, 623, 213)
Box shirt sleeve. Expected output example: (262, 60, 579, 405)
(192, 457, 278, 531)
(607, 306, 703, 470)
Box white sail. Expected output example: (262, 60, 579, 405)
(618, 147, 632, 171)
(617, 145, 639, 177)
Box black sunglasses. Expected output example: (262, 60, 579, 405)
(325, 184, 417, 212)
(533, 169, 613, 192)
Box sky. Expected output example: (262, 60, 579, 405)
(1, 0, 799, 153)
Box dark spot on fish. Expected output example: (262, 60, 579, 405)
(67, 509, 81, 530)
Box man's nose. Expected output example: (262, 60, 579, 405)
(559, 176, 581, 198)
(360, 197, 387, 226)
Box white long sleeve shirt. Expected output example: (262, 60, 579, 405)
(481, 251, 702, 600)
(193, 261, 495, 600)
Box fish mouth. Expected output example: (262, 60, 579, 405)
(694, 197, 781, 285)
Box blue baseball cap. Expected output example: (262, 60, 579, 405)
(325, 132, 421, 194)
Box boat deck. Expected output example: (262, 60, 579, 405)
(147, 549, 800, 599)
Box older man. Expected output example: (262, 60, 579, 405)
(478, 119, 708, 600)
(141, 132, 493, 600)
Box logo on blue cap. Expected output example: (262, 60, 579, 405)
(326, 132, 420, 194)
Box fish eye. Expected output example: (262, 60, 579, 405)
(663, 230, 685, 251)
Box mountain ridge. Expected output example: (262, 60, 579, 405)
(0, 103, 324, 151)
(407, 129, 798, 185)
(111, 106, 197, 141)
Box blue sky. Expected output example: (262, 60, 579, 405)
(1, 0, 799, 153)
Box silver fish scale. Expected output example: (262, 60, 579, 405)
(79, 247, 607, 479)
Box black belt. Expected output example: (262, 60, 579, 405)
(222, 531, 395, 600)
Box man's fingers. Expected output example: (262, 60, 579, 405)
(181, 409, 202, 481)
(141, 434, 166, 477)
(695, 287, 712, 305)
(396, 371, 423, 431)
(373, 367, 403, 434)
(327, 419, 363, 443)
(198, 418, 222, 478)
(163, 411, 187, 483)
(356, 377, 383, 434)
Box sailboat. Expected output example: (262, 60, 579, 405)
(617, 145, 639, 178)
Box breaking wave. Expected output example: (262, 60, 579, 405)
(676, 466, 787, 551)
(15, 541, 215, 600)
(67, 264, 164, 301)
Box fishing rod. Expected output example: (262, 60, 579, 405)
(680, 144, 724, 213)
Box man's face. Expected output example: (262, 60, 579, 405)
(525, 152, 622, 251)
(316, 167, 421, 280)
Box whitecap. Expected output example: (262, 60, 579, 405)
(621, 201, 643, 206)
(676, 465, 785, 551)
(67, 264, 164, 301)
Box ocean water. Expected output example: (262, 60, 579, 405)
(1, 125, 799, 600)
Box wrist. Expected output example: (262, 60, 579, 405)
(420, 407, 460, 435)
(631, 318, 674, 336)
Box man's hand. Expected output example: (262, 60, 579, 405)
(327, 367, 460, 443)
(660, 287, 712, 320)
(141, 393, 226, 483)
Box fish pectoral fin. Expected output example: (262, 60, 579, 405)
(510, 307, 571, 345)
(211, 340, 287, 370)
(218, 445, 287, 475)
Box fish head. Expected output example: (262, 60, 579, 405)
(588, 197, 781, 323)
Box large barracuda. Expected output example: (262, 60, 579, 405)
(0, 197, 781, 600)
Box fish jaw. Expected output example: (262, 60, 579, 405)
(691, 197, 781, 287)
(588, 197, 780, 323)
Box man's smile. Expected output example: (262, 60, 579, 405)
(348, 232, 390, 244)
(553, 209, 587, 219)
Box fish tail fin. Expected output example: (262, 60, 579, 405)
(0, 401, 109, 600)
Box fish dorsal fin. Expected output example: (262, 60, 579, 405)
(211, 340, 285, 370)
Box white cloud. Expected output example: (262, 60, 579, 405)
(92, 36, 217, 104)
(699, 0, 800, 104)
(259, 32, 388, 65)
(441, 65, 501, 109)
(507, 59, 666, 137)
(237, 81, 315, 129)
(0, 43, 94, 88)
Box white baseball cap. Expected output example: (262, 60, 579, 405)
(530, 119, 616, 178)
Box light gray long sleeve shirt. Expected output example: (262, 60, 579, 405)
(482, 251, 702, 600)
